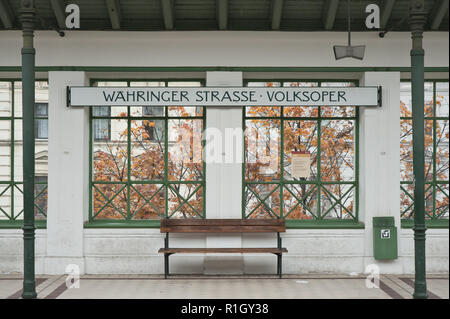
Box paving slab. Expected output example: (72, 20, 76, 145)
(1, 275, 447, 299)
(50, 277, 392, 299)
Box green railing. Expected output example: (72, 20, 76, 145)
(400, 80, 449, 227)
(0, 80, 48, 226)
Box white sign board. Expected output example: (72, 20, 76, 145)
(68, 86, 380, 107)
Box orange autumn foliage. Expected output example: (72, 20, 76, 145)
(93, 109, 203, 220)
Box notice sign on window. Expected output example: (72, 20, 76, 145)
(291, 151, 310, 179)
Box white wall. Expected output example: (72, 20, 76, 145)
(0, 31, 448, 68)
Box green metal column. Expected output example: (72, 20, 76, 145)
(409, 0, 428, 299)
(20, 0, 37, 299)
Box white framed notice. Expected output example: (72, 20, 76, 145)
(291, 151, 311, 179)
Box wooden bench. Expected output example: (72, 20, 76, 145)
(158, 219, 288, 278)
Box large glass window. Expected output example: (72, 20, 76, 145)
(400, 81, 449, 224)
(89, 80, 205, 222)
(0, 81, 49, 223)
(244, 81, 358, 223)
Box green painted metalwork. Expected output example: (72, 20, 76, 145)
(400, 80, 449, 225)
(87, 79, 206, 225)
(20, 0, 36, 299)
(0, 66, 449, 73)
(0, 79, 48, 228)
(243, 79, 360, 225)
(409, 0, 428, 299)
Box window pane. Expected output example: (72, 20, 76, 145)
(130, 120, 165, 181)
(436, 82, 449, 117)
(424, 119, 433, 182)
(283, 184, 317, 220)
(93, 183, 127, 219)
(245, 119, 281, 182)
(14, 82, 49, 118)
(143, 106, 164, 117)
(0, 82, 11, 117)
(0, 121, 11, 180)
(93, 119, 128, 182)
(283, 120, 318, 181)
(400, 82, 434, 117)
(320, 120, 355, 182)
(400, 82, 412, 117)
(168, 184, 203, 218)
(400, 119, 413, 181)
(321, 184, 355, 219)
(168, 119, 203, 181)
(436, 184, 449, 219)
(34, 176, 47, 219)
(0, 184, 11, 220)
(425, 82, 434, 117)
(13, 120, 23, 181)
(92, 106, 110, 117)
(93, 119, 110, 141)
(436, 119, 449, 181)
(400, 184, 414, 219)
(245, 184, 281, 219)
(130, 184, 165, 219)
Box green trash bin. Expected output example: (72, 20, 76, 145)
(373, 217, 398, 260)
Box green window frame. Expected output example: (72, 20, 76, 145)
(0, 80, 48, 227)
(88, 79, 206, 227)
(400, 80, 449, 228)
(243, 80, 362, 228)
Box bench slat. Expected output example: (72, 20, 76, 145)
(161, 219, 285, 226)
(160, 219, 286, 233)
(158, 248, 288, 254)
(161, 225, 285, 233)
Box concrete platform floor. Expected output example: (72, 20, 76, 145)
(0, 274, 448, 299)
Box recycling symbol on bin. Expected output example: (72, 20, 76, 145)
(381, 229, 391, 239)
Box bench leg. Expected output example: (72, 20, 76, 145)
(164, 253, 170, 279)
(276, 254, 282, 279)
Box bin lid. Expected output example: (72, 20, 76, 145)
(373, 216, 395, 227)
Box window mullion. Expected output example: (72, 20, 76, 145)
(11, 81, 15, 220)
(164, 82, 169, 218)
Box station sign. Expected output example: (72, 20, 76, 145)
(68, 86, 381, 107)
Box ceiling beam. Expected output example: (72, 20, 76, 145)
(271, 0, 284, 30)
(106, 0, 122, 30)
(161, 0, 174, 30)
(217, 0, 228, 30)
(380, 0, 396, 29)
(323, 0, 340, 30)
(50, 0, 66, 30)
(429, 0, 449, 30)
(0, 0, 14, 29)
